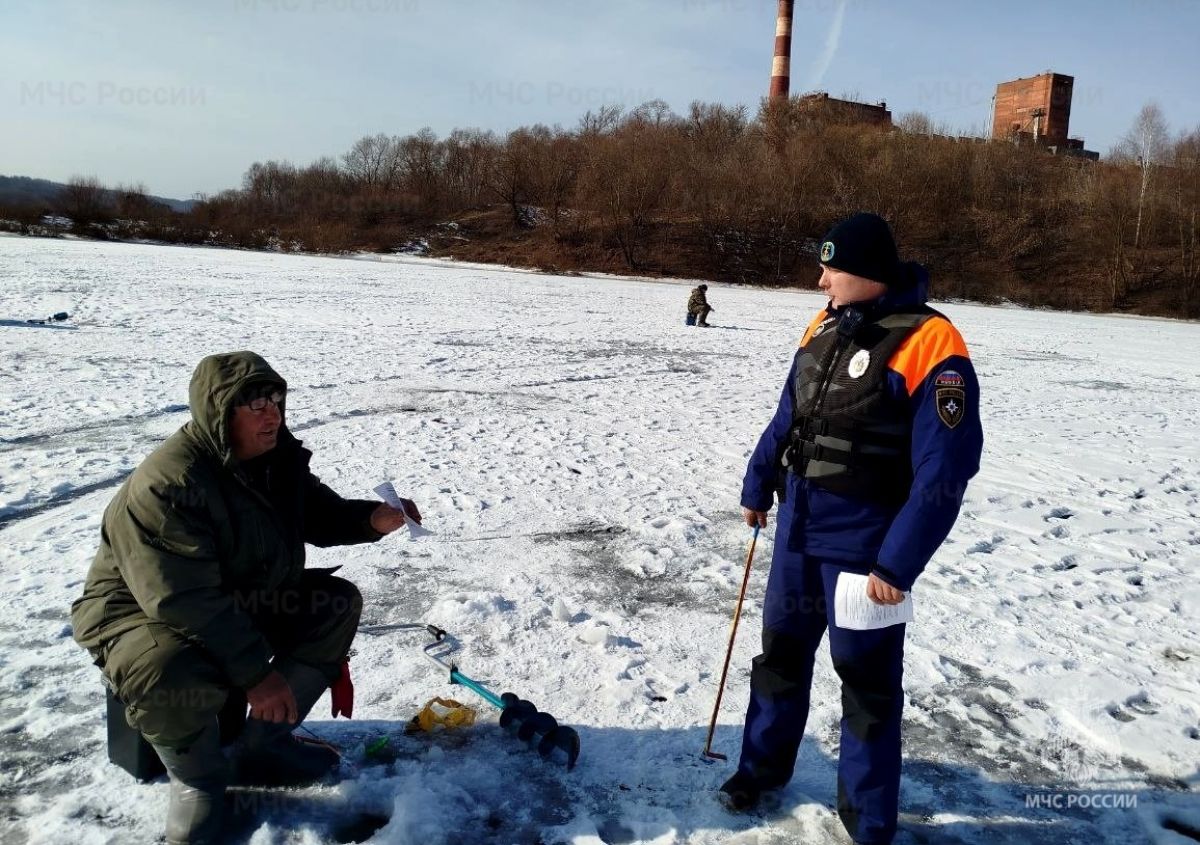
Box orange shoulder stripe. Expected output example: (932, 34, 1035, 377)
(799, 309, 830, 346)
(888, 316, 970, 395)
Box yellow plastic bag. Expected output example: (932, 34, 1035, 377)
(407, 697, 478, 733)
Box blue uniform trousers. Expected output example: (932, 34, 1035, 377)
(736, 548, 906, 845)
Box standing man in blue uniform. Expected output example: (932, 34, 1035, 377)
(720, 213, 983, 845)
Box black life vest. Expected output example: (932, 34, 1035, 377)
(783, 305, 939, 503)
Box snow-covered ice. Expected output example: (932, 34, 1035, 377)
(1, 235, 1197, 844)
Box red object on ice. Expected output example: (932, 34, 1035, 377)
(331, 658, 354, 719)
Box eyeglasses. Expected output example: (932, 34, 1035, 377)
(241, 389, 285, 412)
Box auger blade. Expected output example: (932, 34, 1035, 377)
(498, 694, 537, 730)
(497, 692, 579, 768)
(538, 726, 581, 770)
(516, 710, 558, 742)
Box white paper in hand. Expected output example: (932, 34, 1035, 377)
(372, 481, 433, 540)
(833, 572, 913, 631)
(372, 481, 404, 508)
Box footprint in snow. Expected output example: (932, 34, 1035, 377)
(1044, 506, 1075, 521)
(1106, 705, 1136, 723)
(967, 535, 1003, 554)
(1107, 693, 1159, 723)
(1124, 692, 1159, 716)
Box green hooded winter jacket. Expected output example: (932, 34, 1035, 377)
(71, 351, 382, 690)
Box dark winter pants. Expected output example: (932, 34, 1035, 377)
(98, 572, 362, 748)
(693, 305, 712, 325)
(736, 550, 905, 845)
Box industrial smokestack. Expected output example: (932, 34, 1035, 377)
(769, 0, 794, 100)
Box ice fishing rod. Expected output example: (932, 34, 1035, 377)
(703, 525, 759, 761)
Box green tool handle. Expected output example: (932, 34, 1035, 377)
(425, 624, 506, 710)
(449, 668, 505, 710)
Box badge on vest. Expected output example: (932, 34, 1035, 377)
(848, 349, 870, 378)
(936, 387, 966, 428)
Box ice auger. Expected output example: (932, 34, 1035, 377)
(422, 625, 580, 770)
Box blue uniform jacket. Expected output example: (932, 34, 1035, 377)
(741, 276, 983, 591)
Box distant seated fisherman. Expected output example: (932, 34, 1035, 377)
(688, 284, 714, 327)
(71, 351, 418, 845)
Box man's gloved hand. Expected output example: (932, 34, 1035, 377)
(331, 658, 354, 718)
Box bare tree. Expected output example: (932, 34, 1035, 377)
(578, 123, 677, 269)
(490, 128, 540, 228)
(685, 101, 747, 154)
(1171, 126, 1200, 315)
(397, 128, 445, 211)
(444, 129, 496, 208)
(897, 111, 935, 135)
(242, 160, 298, 215)
(628, 99, 677, 129)
(577, 104, 622, 137)
(1115, 102, 1170, 248)
(114, 182, 155, 219)
(342, 133, 400, 191)
(58, 175, 109, 227)
(532, 130, 581, 236)
(293, 157, 348, 222)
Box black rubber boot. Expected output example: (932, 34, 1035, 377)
(151, 721, 227, 845)
(233, 661, 340, 787)
(718, 771, 763, 812)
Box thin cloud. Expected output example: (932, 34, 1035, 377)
(806, 0, 848, 90)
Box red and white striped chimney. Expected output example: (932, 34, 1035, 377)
(769, 0, 794, 100)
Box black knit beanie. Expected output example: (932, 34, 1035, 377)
(818, 212, 901, 286)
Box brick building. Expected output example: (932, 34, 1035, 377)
(797, 92, 892, 128)
(991, 72, 1094, 157)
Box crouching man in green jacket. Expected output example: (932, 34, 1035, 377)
(71, 351, 413, 844)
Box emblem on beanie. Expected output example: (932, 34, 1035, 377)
(820, 241, 835, 262)
(848, 349, 870, 378)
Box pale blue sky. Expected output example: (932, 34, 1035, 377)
(3, 0, 1198, 199)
